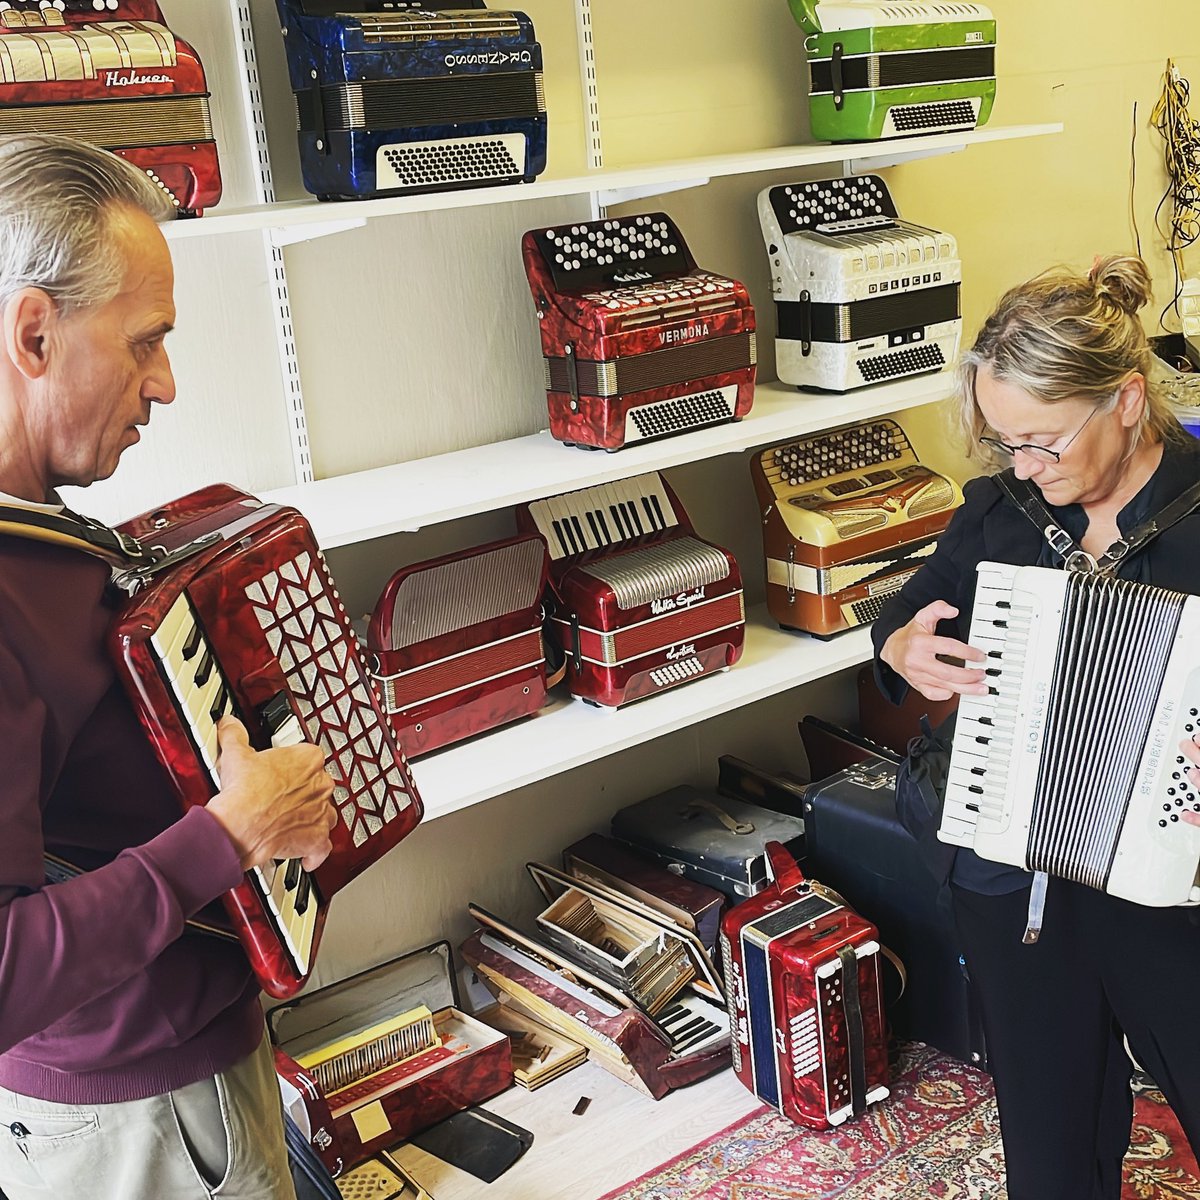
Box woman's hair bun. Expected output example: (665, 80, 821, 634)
(1088, 254, 1152, 316)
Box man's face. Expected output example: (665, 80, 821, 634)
(39, 205, 176, 490)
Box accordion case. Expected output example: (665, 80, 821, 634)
(0, 1, 221, 214)
(367, 534, 551, 756)
(271, 941, 511, 1177)
(276, 0, 548, 200)
(461, 884, 729, 1100)
(516, 471, 745, 708)
(760, 175, 961, 392)
(113, 485, 423, 997)
(788, 0, 996, 142)
(751, 418, 962, 636)
(522, 211, 757, 450)
(721, 842, 890, 1129)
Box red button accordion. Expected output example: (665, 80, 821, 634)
(367, 533, 552, 756)
(0, 1, 221, 215)
(516, 472, 745, 708)
(721, 842, 889, 1129)
(111, 485, 422, 998)
(522, 211, 757, 450)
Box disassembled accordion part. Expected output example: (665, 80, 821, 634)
(759, 175, 962, 392)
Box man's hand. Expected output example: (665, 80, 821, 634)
(880, 600, 988, 702)
(205, 718, 336, 872)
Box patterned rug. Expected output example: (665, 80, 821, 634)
(601, 1045, 1200, 1200)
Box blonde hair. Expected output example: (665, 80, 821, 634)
(0, 133, 176, 318)
(956, 255, 1185, 463)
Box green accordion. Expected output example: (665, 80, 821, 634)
(787, 1, 996, 142)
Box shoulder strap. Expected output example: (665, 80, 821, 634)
(995, 468, 1200, 575)
(0, 502, 150, 567)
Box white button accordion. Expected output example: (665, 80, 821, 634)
(759, 175, 961, 392)
(940, 562, 1200, 907)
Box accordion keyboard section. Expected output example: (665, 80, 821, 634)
(760, 175, 961, 392)
(752, 419, 962, 635)
(942, 562, 1200, 907)
(523, 212, 757, 450)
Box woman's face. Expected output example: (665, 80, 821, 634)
(974, 365, 1145, 508)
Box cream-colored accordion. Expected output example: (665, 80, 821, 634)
(940, 562, 1200, 906)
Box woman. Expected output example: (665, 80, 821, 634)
(873, 254, 1200, 1200)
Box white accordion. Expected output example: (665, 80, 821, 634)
(940, 562, 1200, 907)
(758, 175, 961, 392)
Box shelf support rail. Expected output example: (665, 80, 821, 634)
(574, 0, 605, 220)
(229, 0, 315, 486)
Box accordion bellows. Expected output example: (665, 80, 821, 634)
(0, 1, 221, 214)
(276, 0, 547, 200)
(368, 534, 551, 756)
(788, 0, 997, 142)
(760, 174, 961, 392)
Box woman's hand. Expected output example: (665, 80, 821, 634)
(1180, 734, 1200, 827)
(880, 600, 988, 702)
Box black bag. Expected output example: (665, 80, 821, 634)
(285, 1112, 342, 1200)
(894, 710, 958, 887)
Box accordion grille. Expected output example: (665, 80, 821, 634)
(580, 537, 730, 610)
(357, 13, 523, 42)
(1029, 575, 1186, 887)
(827, 508, 889, 538)
(0, 96, 213, 146)
(905, 476, 958, 519)
(388, 539, 545, 651)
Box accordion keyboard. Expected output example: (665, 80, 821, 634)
(526, 474, 680, 560)
(658, 995, 726, 1055)
(151, 594, 318, 977)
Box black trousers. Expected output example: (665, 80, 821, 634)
(952, 879, 1200, 1200)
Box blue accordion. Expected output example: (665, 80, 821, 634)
(275, 1, 548, 200)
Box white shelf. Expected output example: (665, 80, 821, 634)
(162, 123, 1061, 241)
(265, 375, 952, 547)
(410, 607, 873, 824)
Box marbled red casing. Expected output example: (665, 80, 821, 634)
(0, 9, 222, 214)
(521, 226, 756, 449)
(113, 485, 423, 998)
(721, 845, 889, 1129)
(367, 534, 551, 756)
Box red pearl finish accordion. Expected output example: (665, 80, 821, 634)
(516, 472, 745, 708)
(720, 842, 890, 1129)
(522, 211, 757, 450)
(112, 485, 422, 997)
(367, 533, 552, 756)
(0, 2, 222, 215)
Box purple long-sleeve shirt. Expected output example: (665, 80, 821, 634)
(0, 531, 263, 1104)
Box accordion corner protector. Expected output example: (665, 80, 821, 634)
(276, 0, 548, 201)
(0, 2, 222, 215)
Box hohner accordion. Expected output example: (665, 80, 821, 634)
(787, 0, 996, 142)
(522, 212, 757, 450)
(276, 0, 547, 200)
(0, 1, 221, 214)
(751, 419, 962, 636)
(516, 472, 745, 707)
(759, 175, 961, 391)
(112, 485, 423, 998)
(367, 533, 551, 756)
(721, 842, 889, 1129)
(940, 562, 1200, 908)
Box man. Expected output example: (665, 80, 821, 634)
(0, 135, 337, 1198)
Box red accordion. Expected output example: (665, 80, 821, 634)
(516, 472, 745, 708)
(111, 485, 422, 998)
(522, 211, 756, 449)
(367, 534, 552, 756)
(720, 842, 889, 1129)
(0, 2, 221, 215)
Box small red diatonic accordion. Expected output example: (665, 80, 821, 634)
(366, 533, 552, 756)
(0, 1, 222, 215)
(721, 842, 889, 1129)
(111, 485, 422, 998)
(516, 472, 745, 708)
(522, 211, 757, 450)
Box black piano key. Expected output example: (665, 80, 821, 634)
(674, 1019, 720, 1052)
(586, 510, 603, 546)
(182, 620, 204, 661)
(210, 682, 231, 724)
(609, 504, 630, 540)
(666, 1014, 709, 1041)
(649, 493, 668, 530)
(641, 495, 660, 531)
(294, 871, 311, 916)
(570, 516, 587, 551)
(284, 858, 301, 892)
(628, 502, 645, 536)
(596, 510, 613, 544)
(551, 518, 569, 556)
(194, 646, 214, 688)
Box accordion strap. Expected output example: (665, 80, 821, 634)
(0, 501, 151, 567)
(995, 467, 1200, 575)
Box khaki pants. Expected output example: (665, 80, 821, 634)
(0, 1034, 297, 1200)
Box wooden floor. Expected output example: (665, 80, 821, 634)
(389, 1062, 760, 1200)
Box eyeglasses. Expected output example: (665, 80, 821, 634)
(978, 403, 1101, 464)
